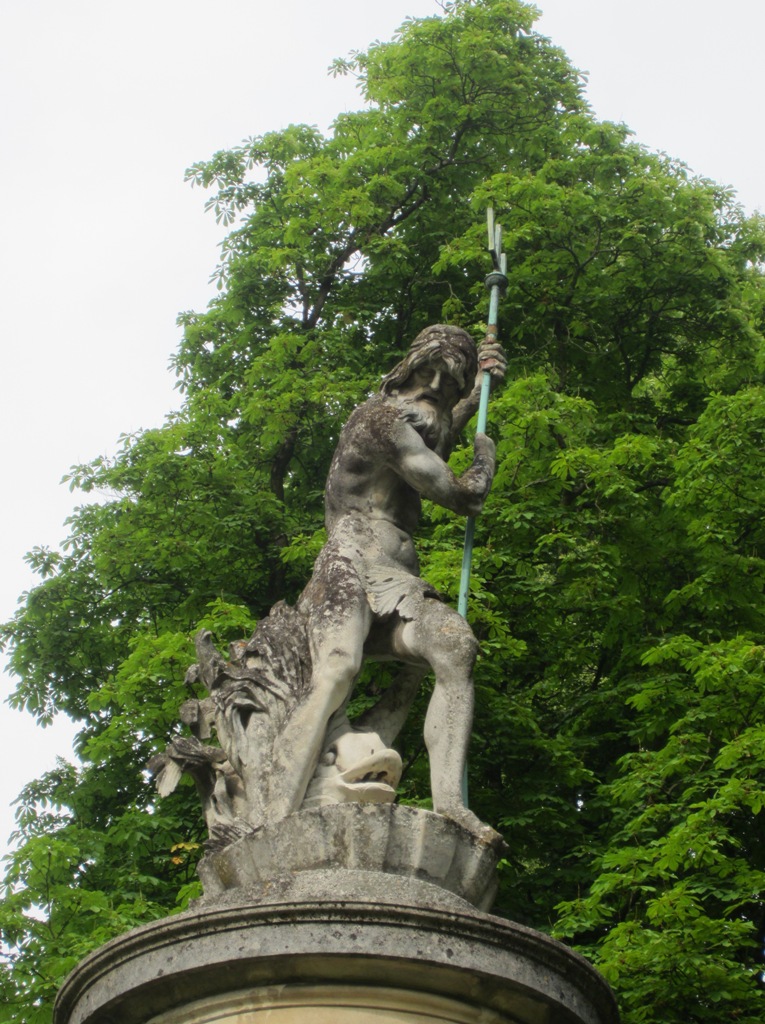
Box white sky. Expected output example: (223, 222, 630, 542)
(1, 0, 763, 855)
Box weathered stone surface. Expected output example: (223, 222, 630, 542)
(195, 804, 500, 912)
(150, 326, 508, 853)
(54, 892, 619, 1024)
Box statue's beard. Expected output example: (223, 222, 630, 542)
(395, 396, 451, 452)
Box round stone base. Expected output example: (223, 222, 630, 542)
(54, 895, 619, 1024)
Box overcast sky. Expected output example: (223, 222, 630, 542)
(1, 0, 763, 854)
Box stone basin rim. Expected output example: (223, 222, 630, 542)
(54, 897, 619, 1024)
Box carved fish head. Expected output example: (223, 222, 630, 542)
(302, 725, 403, 808)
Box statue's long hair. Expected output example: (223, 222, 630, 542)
(380, 325, 477, 400)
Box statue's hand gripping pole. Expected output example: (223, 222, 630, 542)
(457, 209, 508, 619)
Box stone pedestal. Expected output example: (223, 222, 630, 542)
(54, 806, 619, 1024)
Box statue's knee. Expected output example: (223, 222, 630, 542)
(433, 618, 478, 671)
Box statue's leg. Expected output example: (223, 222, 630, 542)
(269, 577, 372, 822)
(391, 601, 503, 845)
(352, 661, 427, 748)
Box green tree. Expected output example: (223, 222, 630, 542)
(2, 2, 764, 1021)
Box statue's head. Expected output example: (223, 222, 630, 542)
(380, 324, 477, 402)
(380, 325, 476, 450)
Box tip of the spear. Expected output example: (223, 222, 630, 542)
(486, 206, 495, 253)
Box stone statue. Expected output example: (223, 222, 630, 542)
(61, 210, 621, 1022)
(151, 324, 505, 850)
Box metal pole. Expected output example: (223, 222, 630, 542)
(457, 209, 507, 619)
(457, 210, 507, 807)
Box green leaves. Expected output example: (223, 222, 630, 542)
(555, 636, 765, 1021)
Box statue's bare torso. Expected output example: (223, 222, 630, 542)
(324, 396, 425, 575)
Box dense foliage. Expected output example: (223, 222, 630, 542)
(2, 2, 764, 1020)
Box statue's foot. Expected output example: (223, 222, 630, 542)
(438, 805, 509, 855)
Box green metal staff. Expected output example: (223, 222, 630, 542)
(457, 208, 508, 619)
